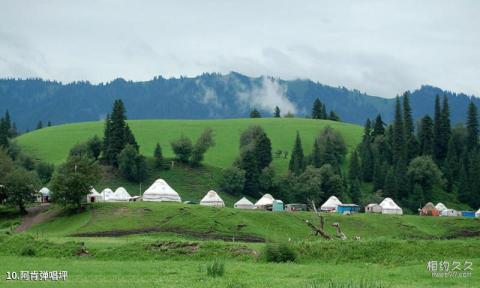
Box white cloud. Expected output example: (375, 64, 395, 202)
(236, 77, 297, 115)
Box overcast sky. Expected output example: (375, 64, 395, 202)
(0, 0, 479, 98)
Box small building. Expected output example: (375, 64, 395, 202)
(337, 204, 360, 215)
(200, 190, 225, 207)
(255, 194, 275, 210)
(234, 197, 256, 210)
(379, 198, 403, 215)
(365, 203, 382, 213)
(461, 211, 476, 218)
(320, 196, 342, 212)
(285, 203, 307, 212)
(476, 209, 480, 218)
(87, 188, 103, 203)
(37, 187, 51, 203)
(441, 209, 461, 217)
(420, 202, 440, 216)
(272, 200, 284, 212)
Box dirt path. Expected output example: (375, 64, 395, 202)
(15, 203, 56, 232)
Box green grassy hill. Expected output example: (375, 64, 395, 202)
(16, 118, 363, 173)
(29, 202, 480, 242)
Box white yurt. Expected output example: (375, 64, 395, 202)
(200, 190, 225, 207)
(379, 198, 403, 215)
(255, 193, 274, 209)
(37, 187, 51, 203)
(87, 188, 103, 203)
(142, 179, 181, 202)
(365, 203, 382, 213)
(476, 209, 480, 218)
(441, 209, 460, 217)
(109, 187, 132, 202)
(320, 196, 342, 212)
(435, 202, 448, 212)
(100, 188, 114, 202)
(234, 197, 256, 209)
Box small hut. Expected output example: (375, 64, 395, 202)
(37, 187, 51, 203)
(234, 197, 256, 209)
(320, 196, 342, 212)
(461, 211, 476, 218)
(365, 203, 382, 213)
(435, 203, 447, 212)
(420, 202, 440, 216)
(441, 209, 460, 217)
(337, 204, 360, 215)
(87, 188, 103, 203)
(285, 203, 307, 212)
(200, 190, 225, 207)
(272, 200, 284, 212)
(109, 187, 132, 202)
(379, 198, 403, 215)
(255, 194, 275, 210)
(476, 208, 480, 218)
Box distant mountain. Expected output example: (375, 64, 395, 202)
(0, 72, 478, 131)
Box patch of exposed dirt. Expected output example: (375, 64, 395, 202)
(150, 241, 200, 253)
(70, 226, 265, 243)
(445, 229, 480, 239)
(226, 245, 258, 257)
(15, 204, 58, 232)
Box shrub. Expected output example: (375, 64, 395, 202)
(206, 258, 225, 278)
(21, 246, 36, 256)
(264, 243, 297, 263)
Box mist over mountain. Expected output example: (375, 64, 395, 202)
(0, 72, 478, 131)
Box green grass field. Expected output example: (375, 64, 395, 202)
(15, 118, 363, 173)
(1, 203, 479, 287)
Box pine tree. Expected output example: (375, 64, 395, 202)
(254, 132, 272, 170)
(372, 114, 385, 137)
(443, 138, 458, 192)
(274, 106, 281, 118)
(240, 149, 260, 196)
(250, 108, 261, 118)
(383, 167, 397, 198)
(433, 95, 443, 161)
(361, 142, 374, 181)
(349, 177, 361, 204)
(36, 120, 43, 130)
(154, 143, 163, 169)
(321, 105, 327, 119)
(0, 118, 8, 148)
(329, 111, 340, 121)
(4, 111, 11, 137)
(467, 151, 480, 207)
(403, 92, 417, 160)
(312, 98, 322, 119)
(392, 96, 405, 163)
(289, 132, 305, 175)
(466, 101, 479, 152)
(124, 124, 139, 151)
(458, 163, 470, 204)
(348, 150, 360, 181)
(419, 115, 434, 156)
(372, 159, 386, 192)
(363, 118, 372, 142)
(311, 139, 322, 168)
(441, 95, 451, 152)
(47, 121, 52, 127)
(102, 114, 112, 162)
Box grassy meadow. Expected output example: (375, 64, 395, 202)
(15, 118, 363, 173)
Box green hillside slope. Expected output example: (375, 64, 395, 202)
(15, 118, 363, 172)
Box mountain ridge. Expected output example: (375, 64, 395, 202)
(0, 72, 478, 131)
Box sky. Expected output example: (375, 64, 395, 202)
(0, 0, 479, 98)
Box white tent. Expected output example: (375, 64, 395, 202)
(200, 190, 225, 207)
(379, 198, 403, 215)
(441, 209, 460, 217)
(435, 202, 448, 212)
(100, 188, 114, 202)
(39, 187, 50, 197)
(234, 197, 256, 209)
(109, 187, 132, 202)
(255, 193, 274, 209)
(87, 188, 103, 203)
(320, 196, 342, 212)
(142, 179, 181, 202)
(475, 208, 480, 218)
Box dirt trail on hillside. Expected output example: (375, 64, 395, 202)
(15, 204, 57, 232)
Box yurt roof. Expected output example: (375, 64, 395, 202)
(39, 187, 50, 196)
(101, 188, 114, 195)
(89, 188, 101, 196)
(200, 190, 224, 204)
(113, 187, 131, 199)
(435, 202, 448, 211)
(255, 194, 274, 206)
(321, 196, 342, 209)
(366, 203, 380, 207)
(235, 197, 254, 206)
(142, 179, 181, 201)
(423, 202, 436, 210)
(379, 198, 401, 210)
